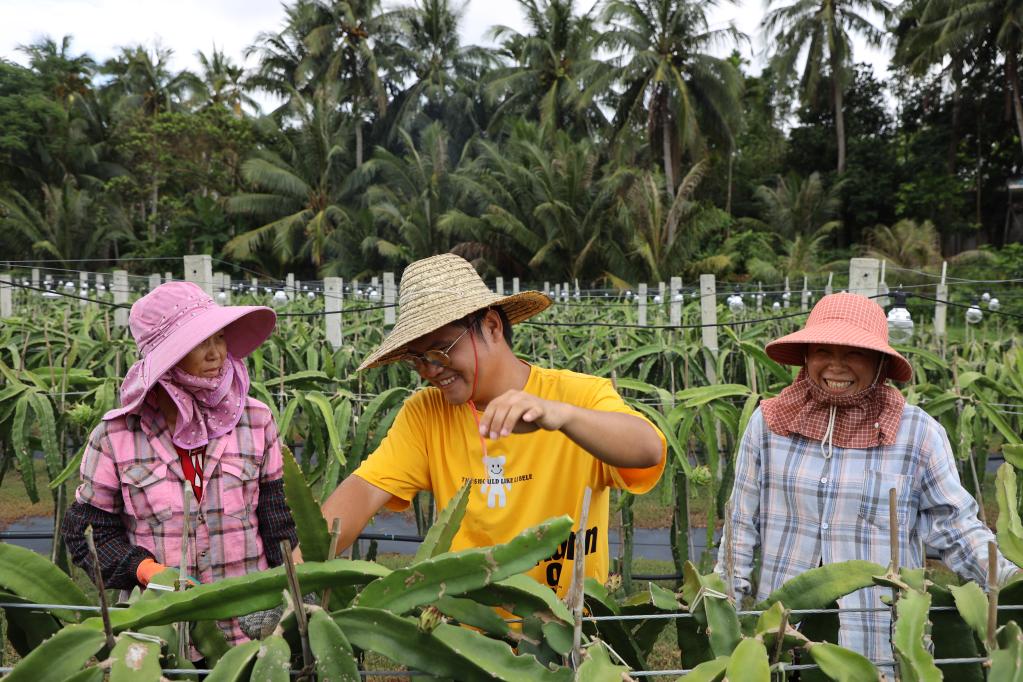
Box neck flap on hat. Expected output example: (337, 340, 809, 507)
(154, 354, 249, 450)
(760, 367, 906, 449)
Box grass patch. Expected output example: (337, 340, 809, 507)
(0, 460, 55, 528)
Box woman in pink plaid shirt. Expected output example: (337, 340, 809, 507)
(61, 281, 298, 648)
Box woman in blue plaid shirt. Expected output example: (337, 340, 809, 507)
(717, 293, 1018, 665)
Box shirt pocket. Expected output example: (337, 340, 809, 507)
(121, 462, 174, 525)
(857, 469, 913, 529)
(219, 456, 260, 522)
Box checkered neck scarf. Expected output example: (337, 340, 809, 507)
(761, 367, 906, 449)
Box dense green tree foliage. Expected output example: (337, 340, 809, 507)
(0, 0, 1020, 283)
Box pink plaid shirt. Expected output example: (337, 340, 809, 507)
(75, 396, 283, 646)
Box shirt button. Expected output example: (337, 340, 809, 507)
(821, 522, 830, 530)
(820, 477, 828, 484)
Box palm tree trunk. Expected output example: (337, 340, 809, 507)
(355, 120, 364, 168)
(725, 148, 734, 216)
(662, 119, 675, 200)
(949, 58, 962, 173)
(1005, 51, 1023, 158)
(833, 78, 846, 175)
(355, 96, 364, 168)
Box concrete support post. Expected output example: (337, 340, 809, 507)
(700, 274, 718, 384)
(670, 276, 682, 327)
(183, 255, 214, 296)
(324, 277, 343, 349)
(637, 283, 648, 326)
(383, 272, 396, 327)
(112, 270, 129, 327)
(848, 258, 881, 298)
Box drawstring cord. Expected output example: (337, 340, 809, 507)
(821, 406, 836, 460)
(466, 331, 489, 459)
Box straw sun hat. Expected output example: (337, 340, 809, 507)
(358, 254, 551, 371)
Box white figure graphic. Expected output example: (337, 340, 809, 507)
(480, 455, 511, 508)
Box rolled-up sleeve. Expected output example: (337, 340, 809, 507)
(918, 422, 1016, 585)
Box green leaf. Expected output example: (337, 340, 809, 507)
(333, 607, 572, 682)
(282, 445, 330, 563)
(756, 561, 885, 623)
(249, 634, 291, 682)
(804, 641, 881, 681)
(1004, 444, 1023, 471)
(576, 640, 631, 679)
(356, 516, 572, 614)
(678, 655, 729, 681)
(86, 559, 388, 632)
(308, 608, 360, 681)
(414, 481, 471, 562)
(991, 621, 1023, 682)
(725, 638, 770, 680)
(204, 638, 261, 682)
(996, 463, 1023, 568)
(303, 390, 345, 466)
(676, 384, 751, 408)
(682, 562, 741, 657)
(949, 581, 989, 645)
(11, 393, 39, 503)
(893, 589, 942, 682)
(2, 624, 106, 682)
(0, 543, 91, 622)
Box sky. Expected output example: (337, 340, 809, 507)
(0, 0, 893, 108)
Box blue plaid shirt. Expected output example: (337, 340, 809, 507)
(718, 405, 1015, 664)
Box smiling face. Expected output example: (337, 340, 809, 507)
(404, 321, 480, 405)
(177, 331, 228, 379)
(805, 343, 883, 396)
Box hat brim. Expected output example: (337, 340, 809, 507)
(765, 320, 913, 382)
(358, 290, 551, 371)
(107, 305, 276, 418)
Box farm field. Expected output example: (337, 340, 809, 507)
(2, 261, 1023, 679)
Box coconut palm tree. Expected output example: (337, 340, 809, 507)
(302, 0, 393, 167)
(754, 171, 844, 275)
(0, 180, 132, 265)
(17, 35, 95, 109)
(223, 86, 356, 273)
(383, 0, 493, 141)
(926, 0, 1023, 157)
(604, 160, 731, 282)
(439, 120, 613, 281)
(360, 123, 465, 264)
(485, 0, 612, 137)
(101, 44, 198, 117)
(601, 0, 744, 196)
(864, 219, 942, 268)
(193, 47, 258, 115)
(763, 0, 892, 174)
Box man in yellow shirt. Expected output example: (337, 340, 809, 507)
(321, 254, 666, 596)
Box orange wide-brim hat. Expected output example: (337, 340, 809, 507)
(765, 292, 913, 383)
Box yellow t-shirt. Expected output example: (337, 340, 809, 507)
(354, 364, 667, 598)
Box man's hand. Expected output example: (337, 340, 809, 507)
(477, 390, 572, 440)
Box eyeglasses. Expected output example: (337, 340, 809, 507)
(400, 325, 471, 369)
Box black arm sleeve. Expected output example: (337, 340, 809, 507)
(61, 501, 155, 590)
(257, 478, 299, 567)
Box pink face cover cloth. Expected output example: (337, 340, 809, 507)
(103, 282, 275, 449)
(760, 293, 912, 450)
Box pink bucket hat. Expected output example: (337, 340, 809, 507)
(765, 292, 913, 383)
(103, 281, 276, 419)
